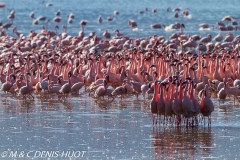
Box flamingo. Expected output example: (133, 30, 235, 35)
(59, 71, 72, 98)
(130, 80, 142, 100)
(217, 81, 229, 103)
(71, 81, 84, 94)
(55, 10, 61, 16)
(0, 74, 16, 94)
(213, 33, 223, 42)
(114, 11, 119, 15)
(223, 33, 234, 42)
(199, 23, 214, 29)
(112, 85, 127, 100)
(181, 82, 196, 126)
(152, 8, 157, 13)
(157, 83, 165, 124)
(172, 81, 182, 126)
(128, 20, 137, 28)
(103, 30, 111, 39)
(48, 76, 61, 94)
(37, 16, 46, 21)
(174, 11, 179, 18)
(98, 15, 102, 24)
(1, 21, 13, 30)
(53, 16, 62, 23)
(79, 20, 87, 37)
(107, 17, 113, 21)
(13, 26, 22, 38)
(199, 34, 212, 44)
(150, 81, 159, 125)
(226, 79, 240, 104)
(68, 18, 73, 24)
(19, 73, 34, 100)
(94, 80, 108, 99)
(29, 11, 35, 20)
(151, 24, 164, 29)
(190, 81, 201, 117)
(200, 84, 214, 125)
(164, 83, 174, 124)
(68, 13, 74, 19)
(39, 72, 49, 92)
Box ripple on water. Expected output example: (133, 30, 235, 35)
(47, 130, 67, 133)
(11, 131, 24, 134)
(200, 157, 219, 159)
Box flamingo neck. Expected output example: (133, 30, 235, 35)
(154, 83, 159, 101)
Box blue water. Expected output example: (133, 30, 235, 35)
(1, 0, 240, 159)
(1, 0, 240, 38)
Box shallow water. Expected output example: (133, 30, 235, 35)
(0, 89, 240, 159)
(1, 0, 240, 159)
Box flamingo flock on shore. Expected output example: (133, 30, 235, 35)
(0, 3, 240, 127)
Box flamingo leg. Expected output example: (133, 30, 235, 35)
(152, 114, 155, 126)
(29, 93, 34, 100)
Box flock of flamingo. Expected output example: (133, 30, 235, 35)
(0, 2, 240, 127)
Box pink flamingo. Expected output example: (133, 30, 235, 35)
(94, 80, 108, 99)
(200, 85, 214, 126)
(19, 73, 34, 100)
(150, 81, 159, 125)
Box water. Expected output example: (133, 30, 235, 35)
(0, 91, 240, 159)
(1, 0, 240, 39)
(1, 0, 240, 159)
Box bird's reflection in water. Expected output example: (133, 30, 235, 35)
(218, 104, 234, 113)
(94, 99, 112, 109)
(17, 100, 35, 113)
(151, 126, 213, 159)
(62, 101, 74, 112)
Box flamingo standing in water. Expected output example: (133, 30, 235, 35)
(79, 20, 87, 38)
(130, 80, 142, 100)
(213, 33, 223, 42)
(59, 71, 72, 99)
(48, 75, 61, 94)
(0, 74, 16, 94)
(190, 81, 200, 125)
(128, 20, 137, 28)
(217, 81, 229, 104)
(157, 83, 165, 124)
(164, 82, 174, 124)
(172, 81, 182, 126)
(181, 82, 196, 126)
(1, 21, 13, 30)
(98, 15, 102, 24)
(94, 80, 108, 99)
(200, 84, 214, 126)
(103, 30, 111, 39)
(71, 81, 84, 95)
(199, 23, 214, 29)
(112, 85, 127, 100)
(19, 73, 34, 100)
(150, 81, 159, 125)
